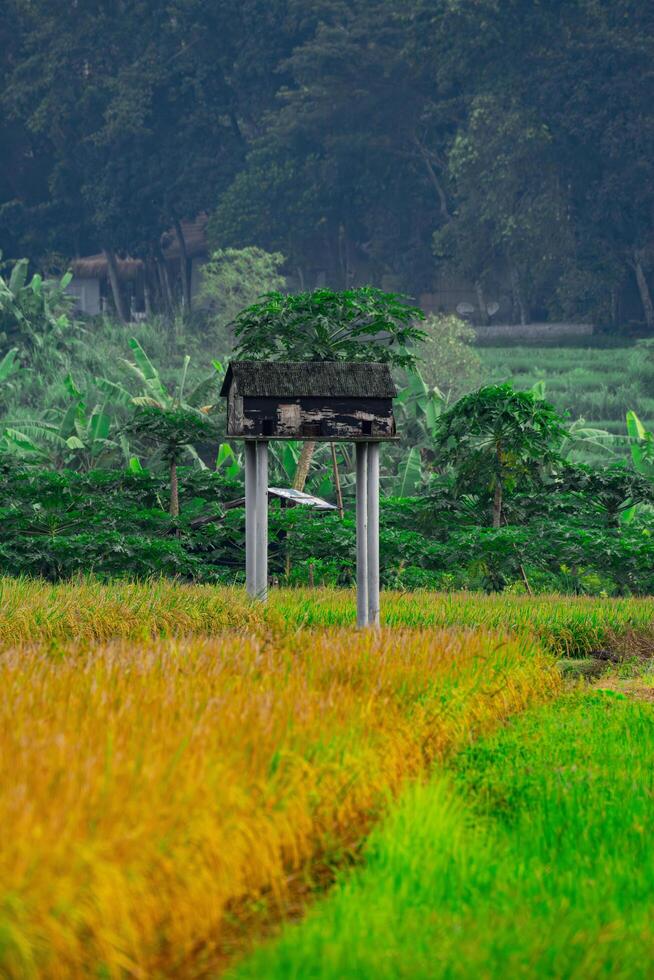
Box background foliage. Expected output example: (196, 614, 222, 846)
(2, 2, 654, 593)
(2, 0, 653, 328)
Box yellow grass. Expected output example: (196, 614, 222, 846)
(0, 627, 558, 978)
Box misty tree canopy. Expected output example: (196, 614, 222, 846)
(1, 0, 653, 328)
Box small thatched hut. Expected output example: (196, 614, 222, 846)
(68, 214, 209, 318)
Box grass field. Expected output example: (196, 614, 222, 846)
(234, 691, 654, 978)
(479, 341, 654, 464)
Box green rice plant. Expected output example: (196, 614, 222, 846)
(233, 692, 654, 979)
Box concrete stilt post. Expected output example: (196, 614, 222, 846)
(245, 441, 257, 598)
(356, 442, 369, 627)
(255, 441, 269, 601)
(367, 441, 380, 627)
(248, 436, 380, 622)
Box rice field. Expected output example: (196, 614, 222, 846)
(479, 341, 654, 464)
(0, 580, 651, 977)
(0, 625, 555, 977)
(236, 692, 654, 980)
(1, 578, 653, 657)
(235, 691, 654, 978)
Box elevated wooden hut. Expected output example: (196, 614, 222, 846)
(220, 361, 397, 441)
(222, 359, 395, 626)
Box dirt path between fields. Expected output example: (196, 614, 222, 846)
(594, 677, 654, 702)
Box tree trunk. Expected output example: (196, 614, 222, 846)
(170, 458, 179, 517)
(519, 562, 533, 595)
(610, 284, 619, 329)
(154, 259, 167, 312)
(144, 256, 159, 315)
(632, 251, 654, 330)
(330, 442, 344, 519)
(144, 275, 153, 319)
(293, 441, 316, 492)
(509, 259, 528, 326)
(492, 480, 503, 528)
(338, 223, 349, 288)
(475, 281, 488, 326)
(103, 248, 129, 323)
(173, 216, 192, 313)
(414, 137, 450, 221)
(155, 246, 175, 319)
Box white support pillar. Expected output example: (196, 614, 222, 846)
(356, 442, 369, 627)
(245, 441, 257, 598)
(255, 441, 269, 601)
(367, 441, 380, 628)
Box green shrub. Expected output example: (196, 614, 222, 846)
(1, 465, 654, 594)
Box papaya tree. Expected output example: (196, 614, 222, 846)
(434, 384, 567, 528)
(126, 406, 218, 517)
(230, 287, 426, 491)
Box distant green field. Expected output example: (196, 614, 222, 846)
(479, 340, 654, 465)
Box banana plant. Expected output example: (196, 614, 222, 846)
(0, 256, 74, 349)
(626, 410, 654, 479)
(393, 446, 423, 496)
(0, 347, 21, 415)
(531, 379, 613, 459)
(98, 339, 224, 515)
(561, 418, 615, 459)
(95, 338, 223, 413)
(269, 441, 301, 485)
(395, 367, 446, 440)
(215, 442, 242, 481)
(0, 373, 127, 470)
(385, 368, 446, 494)
(0, 348, 20, 384)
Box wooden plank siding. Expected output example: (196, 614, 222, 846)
(231, 396, 396, 440)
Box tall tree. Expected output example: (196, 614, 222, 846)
(434, 384, 567, 528)
(435, 96, 573, 324)
(4, 0, 654, 332)
(421, 0, 654, 327)
(5, 0, 246, 317)
(212, 0, 456, 291)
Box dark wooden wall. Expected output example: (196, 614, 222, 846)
(228, 396, 395, 439)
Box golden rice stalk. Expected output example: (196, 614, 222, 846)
(0, 628, 558, 977)
(0, 579, 651, 658)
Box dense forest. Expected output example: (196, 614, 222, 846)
(2, 0, 654, 329)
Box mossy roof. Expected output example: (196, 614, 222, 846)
(220, 361, 397, 399)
